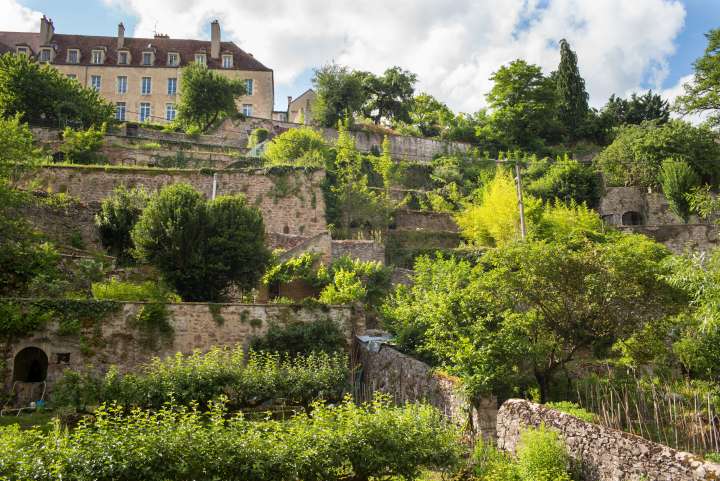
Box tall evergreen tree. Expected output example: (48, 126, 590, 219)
(555, 39, 589, 139)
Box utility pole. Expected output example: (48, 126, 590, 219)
(514, 161, 527, 240)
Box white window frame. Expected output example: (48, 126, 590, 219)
(115, 102, 126, 121)
(39, 48, 52, 62)
(139, 102, 151, 122)
(165, 103, 176, 121)
(167, 77, 177, 95)
(194, 53, 206, 66)
(142, 52, 153, 66)
(244, 79, 254, 96)
(67, 49, 79, 64)
(90, 75, 101, 91)
(141, 77, 152, 95)
(167, 52, 179, 67)
(91, 49, 104, 65)
(117, 51, 129, 65)
(117, 76, 128, 94)
(242, 104, 253, 117)
(222, 54, 233, 68)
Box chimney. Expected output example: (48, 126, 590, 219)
(39, 16, 54, 45)
(117, 22, 125, 49)
(210, 20, 221, 59)
(287, 96, 292, 109)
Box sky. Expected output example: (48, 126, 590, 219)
(3, 0, 719, 113)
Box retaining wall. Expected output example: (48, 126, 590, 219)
(497, 399, 720, 481)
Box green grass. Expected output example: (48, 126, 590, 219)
(0, 412, 56, 431)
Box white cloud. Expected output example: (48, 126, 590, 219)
(103, 0, 686, 112)
(0, 0, 42, 31)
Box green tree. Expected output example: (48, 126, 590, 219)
(361, 66, 417, 125)
(132, 184, 270, 301)
(526, 157, 601, 207)
(601, 91, 670, 129)
(176, 63, 246, 132)
(312, 63, 367, 127)
(403, 93, 454, 137)
(555, 39, 589, 139)
(263, 127, 329, 167)
(595, 120, 720, 188)
(95, 185, 150, 263)
(675, 28, 720, 126)
(659, 159, 700, 223)
(0, 53, 113, 128)
(59, 123, 107, 164)
(481, 60, 558, 151)
(0, 114, 44, 186)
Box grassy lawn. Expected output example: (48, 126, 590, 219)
(0, 412, 57, 431)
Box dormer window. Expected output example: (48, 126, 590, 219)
(39, 48, 52, 63)
(67, 49, 79, 64)
(16, 46, 29, 56)
(222, 54, 233, 68)
(194, 53, 206, 66)
(91, 49, 104, 64)
(142, 52, 154, 66)
(167, 52, 179, 67)
(117, 51, 129, 65)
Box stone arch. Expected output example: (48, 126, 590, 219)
(13, 347, 48, 382)
(621, 211, 644, 226)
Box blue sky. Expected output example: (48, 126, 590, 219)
(5, 0, 720, 112)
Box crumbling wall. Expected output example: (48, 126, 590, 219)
(497, 399, 720, 481)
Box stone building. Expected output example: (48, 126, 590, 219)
(287, 89, 317, 124)
(0, 16, 274, 122)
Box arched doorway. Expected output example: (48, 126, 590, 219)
(622, 211, 644, 226)
(13, 347, 48, 383)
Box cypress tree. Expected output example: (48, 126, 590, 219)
(556, 39, 589, 140)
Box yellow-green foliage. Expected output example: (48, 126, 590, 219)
(318, 269, 367, 305)
(455, 169, 540, 247)
(263, 127, 329, 167)
(516, 425, 572, 481)
(91, 278, 180, 302)
(536, 200, 605, 241)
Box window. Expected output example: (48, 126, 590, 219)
(142, 52, 153, 66)
(167, 77, 177, 95)
(16, 46, 29, 56)
(194, 53, 206, 66)
(139, 102, 151, 122)
(117, 76, 127, 94)
(115, 102, 126, 121)
(67, 49, 79, 64)
(91, 75, 101, 91)
(167, 52, 179, 66)
(244, 79, 254, 96)
(242, 104, 253, 117)
(118, 51, 129, 65)
(39, 48, 51, 62)
(66, 73, 77, 80)
(91, 49, 104, 64)
(165, 103, 176, 121)
(141, 77, 152, 95)
(222, 54, 233, 68)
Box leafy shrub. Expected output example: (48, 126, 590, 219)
(526, 157, 601, 208)
(263, 127, 329, 167)
(544, 401, 597, 423)
(0, 114, 45, 185)
(318, 269, 366, 304)
(250, 318, 346, 356)
(262, 252, 320, 285)
(471, 439, 520, 481)
(706, 452, 720, 463)
(59, 123, 107, 164)
(132, 184, 271, 301)
(53, 348, 348, 411)
(91, 278, 180, 302)
(660, 159, 700, 223)
(0, 397, 459, 481)
(94, 185, 149, 263)
(516, 425, 572, 481)
(247, 127, 269, 148)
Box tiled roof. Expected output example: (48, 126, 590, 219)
(0, 31, 271, 71)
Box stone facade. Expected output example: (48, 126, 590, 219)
(356, 340, 497, 439)
(331, 240, 386, 264)
(28, 165, 327, 237)
(4, 302, 362, 394)
(618, 224, 719, 254)
(393, 209, 458, 233)
(497, 399, 720, 481)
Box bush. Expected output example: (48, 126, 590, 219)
(91, 278, 180, 302)
(132, 184, 271, 301)
(59, 123, 107, 164)
(526, 157, 601, 208)
(263, 127, 329, 167)
(516, 425, 572, 481)
(544, 401, 597, 423)
(660, 159, 700, 223)
(95, 185, 149, 263)
(53, 348, 348, 411)
(0, 114, 45, 186)
(0, 397, 460, 481)
(250, 318, 346, 357)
